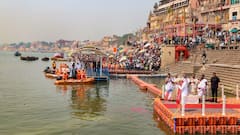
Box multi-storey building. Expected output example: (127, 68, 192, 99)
(145, 0, 236, 42)
(229, 0, 240, 29)
(146, 0, 212, 42)
(199, 0, 230, 30)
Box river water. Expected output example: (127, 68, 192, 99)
(0, 51, 169, 135)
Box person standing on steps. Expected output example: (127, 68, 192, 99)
(210, 72, 220, 103)
(202, 50, 207, 65)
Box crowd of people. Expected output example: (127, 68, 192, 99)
(109, 41, 161, 71)
(154, 28, 240, 50)
(164, 72, 220, 103)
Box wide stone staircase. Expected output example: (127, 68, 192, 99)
(161, 49, 240, 95)
(194, 50, 240, 65)
(160, 61, 198, 75)
(196, 64, 240, 95)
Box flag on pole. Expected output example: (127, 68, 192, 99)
(113, 47, 117, 53)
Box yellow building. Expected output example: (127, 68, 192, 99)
(145, 0, 203, 41)
(149, 0, 193, 31)
(199, 0, 230, 30)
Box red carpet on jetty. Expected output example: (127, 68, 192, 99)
(164, 103, 240, 109)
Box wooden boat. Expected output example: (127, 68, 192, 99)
(54, 77, 94, 85)
(41, 57, 50, 61)
(14, 51, 21, 56)
(51, 57, 69, 61)
(20, 56, 39, 61)
(45, 73, 61, 79)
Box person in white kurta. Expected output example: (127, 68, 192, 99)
(197, 75, 208, 97)
(178, 76, 189, 104)
(190, 74, 199, 95)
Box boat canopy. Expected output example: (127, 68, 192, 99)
(74, 46, 107, 56)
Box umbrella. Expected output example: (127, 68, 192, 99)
(119, 56, 127, 62)
(139, 49, 146, 54)
(144, 43, 151, 48)
(119, 45, 125, 49)
(109, 55, 114, 58)
(230, 28, 239, 33)
(119, 49, 124, 53)
(127, 49, 134, 53)
(202, 25, 208, 31)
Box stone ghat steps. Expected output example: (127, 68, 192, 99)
(162, 62, 194, 75)
(163, 50, 240, 76)
(194, 50, 240, 65)
(202, 67, 240, 81)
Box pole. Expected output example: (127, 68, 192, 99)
(237, 84, 239, 100)
(162, 85, 165, 99)
(202, 95, 205, 116)
(100, 56, 102, 76)
(181, 96, 185, 116)
(222, 85, 224, 99)
(222, 95, 226, 116)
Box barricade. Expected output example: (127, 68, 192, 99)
(227, 126, 237, 134)
(139, 84, 147, 90)
(186, 117, 194, 126)
(218, 116, 227, 125)
(196, 116, 206, 126)
(227, 116, 237, 125)
(176, 118, 184, 126)
(207, 116, 217, 125)
(219, 125, 227, 134)
(207, 125, 217, 134)
(196, 126, 206, 134)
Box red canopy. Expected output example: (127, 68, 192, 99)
(175, 45, 190, 61)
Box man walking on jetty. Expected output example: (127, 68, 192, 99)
(211, 72, 220, 102)
(178, 74, 189, 103)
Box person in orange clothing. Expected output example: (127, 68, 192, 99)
(82, 69, 86, 79)
(111, 63, 115, 71)
(52, 61, 56, 70)
(55, 68, 60, 75)
(108, 63, 112, 70)
(76, 69, 82, 80)
(63, 72, 68, 80)
(59, 63, 63, 74)
(114, 63, 119, 71)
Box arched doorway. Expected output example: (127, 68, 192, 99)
(175, 45, 190, 61)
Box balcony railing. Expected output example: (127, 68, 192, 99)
(231, 0, 240, 5)
(201, 2, 229, 10)
(232, 16, 237, 21)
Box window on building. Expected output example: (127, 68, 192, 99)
(233, 12, 237, 16)
(232, 11, 237, 20)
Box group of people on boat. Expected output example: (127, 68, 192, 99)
(49, 61, 87, 81)
(164, 72, 220, 103)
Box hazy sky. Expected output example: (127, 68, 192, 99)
(0, 0, 157, 43)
